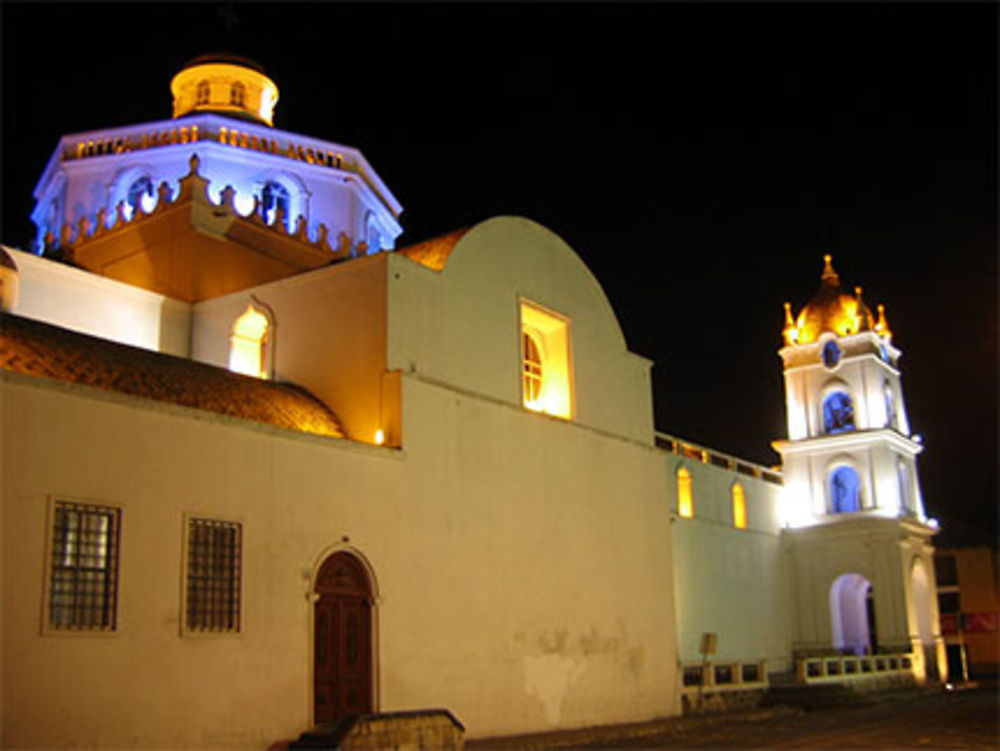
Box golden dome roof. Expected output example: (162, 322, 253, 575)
(783, 255, 880, 345)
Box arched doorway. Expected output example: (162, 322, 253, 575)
(314, 551, 374, 724)
(830, 573, 877, 655)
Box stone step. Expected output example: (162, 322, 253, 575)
(290, 709, 464, 750)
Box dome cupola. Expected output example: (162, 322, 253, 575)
(170, 53, 279, 126)
(783, 255, 878, 345)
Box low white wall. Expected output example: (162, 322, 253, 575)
(4, 246, 190, 356)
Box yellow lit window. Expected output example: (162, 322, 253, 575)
(230, 82, 245, 107)
(677, 467, 693, 518)
(229, 304, 270, 378)
(196, 80, 210, 105)
(520, 300, 573, 418)
(732, 483, 747, 529)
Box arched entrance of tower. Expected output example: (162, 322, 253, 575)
(910, 558, 940, 681)
(313, 550, 376, 725)
(830, 573, 877, 655)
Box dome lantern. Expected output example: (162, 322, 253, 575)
(170, 53, 279, 126)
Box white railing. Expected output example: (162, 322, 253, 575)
(655, 432, 783, 485)
(65, 122, 351, 172)
(680, 659, 769, 694)
(797, 653, 913, 683)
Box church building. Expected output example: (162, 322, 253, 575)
(0, 55, 945, 748)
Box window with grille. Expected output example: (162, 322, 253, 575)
(519, 300, 573, 418)
(522, 331, 543, 407)
(49, 501, 120, 631)
(185, 518, 242, 633)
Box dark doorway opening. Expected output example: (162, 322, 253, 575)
(314, 551, 373, 725)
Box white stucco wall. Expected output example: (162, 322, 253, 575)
(386, 217, 655, 445)
(784, 519, 940, 663)
(664, 452, 793, 673)
(3, 245, 191, 356)
(191, 255, 389, 443)
(2, 360, 679, 747)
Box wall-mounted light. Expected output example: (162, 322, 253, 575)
(374, 429, 385, 446)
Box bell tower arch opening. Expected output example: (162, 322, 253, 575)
(830, 573, 876, 655)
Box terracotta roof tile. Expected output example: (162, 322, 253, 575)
(397, 227, 469, 272)
(1, 314, 344, 439)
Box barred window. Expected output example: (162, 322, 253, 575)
(49, 501, 120, 631)
(186, 518, 242, 633)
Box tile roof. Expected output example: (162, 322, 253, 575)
(397, 227, 469, 272)
(0, 314, 344, 439)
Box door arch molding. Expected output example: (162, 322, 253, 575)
(309, 544, 381, 602)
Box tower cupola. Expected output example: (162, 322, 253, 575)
(783, 255, 877, 345)
(170, 53, 279, 126)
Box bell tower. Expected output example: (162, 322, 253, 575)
(773, 255, 945, 684)
(774, 254, 927, 526)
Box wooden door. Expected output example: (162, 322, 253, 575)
(314, 552, 373, 725)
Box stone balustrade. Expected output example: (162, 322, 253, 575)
(64, 122, 351, 173)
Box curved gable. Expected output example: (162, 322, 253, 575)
(389, 216, 652, 443)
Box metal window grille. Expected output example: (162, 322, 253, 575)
(186, 518, 242, 632)
(49, 501, 120, 630)
(522, 331, 543, 403)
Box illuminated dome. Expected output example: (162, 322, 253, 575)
(782, 255, 881, 345)
(170, 53, 279, 126)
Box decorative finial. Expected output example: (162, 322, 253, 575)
(188, 152, 201, 176)
(821, 254, 838, 282)
(875, 303, 892, 341)
(782, 302, 799, 345)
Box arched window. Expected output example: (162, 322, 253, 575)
(365, 213, 382, 253)
(196, 80, 211, 105)
(829, 466, 861, 513)
(519, 300, 572, 419)
(46, 200, 60, 240)
(230, 81, 245, 107)
(127, 176, 155, 218)
(731, 483, 747, 529)
(822, 391, 855, 434)
(260, 181, 291, 230)
(822, 340, 842, 368)
(522, 330, 543, 409)
(677, 467, 694, 519)
(883, 381, 897, 429)
(229, 304, 271, 379)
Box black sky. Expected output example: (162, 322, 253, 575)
(2, 2, 997, 544)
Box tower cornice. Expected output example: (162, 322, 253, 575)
(773, 427, 923, 457)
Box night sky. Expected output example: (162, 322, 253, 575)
(2, 3, 996, 544)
